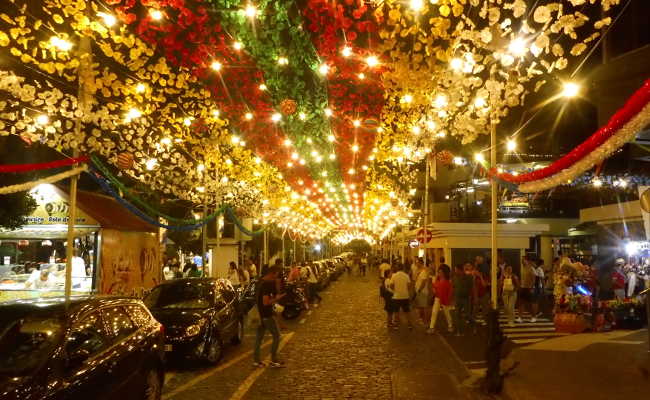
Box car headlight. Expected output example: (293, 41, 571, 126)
(185, 324, 201, 337)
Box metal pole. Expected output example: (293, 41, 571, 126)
(293, 238, 296, 263)
(490, 120, 498, 309)
(213, 214, 221, 278)
(282, 230, 286, 267)
(263, 225, 268, 266)
(201, 201, 208, 276)
(65, 27, 92, 300)
(423, 154, 430, 268)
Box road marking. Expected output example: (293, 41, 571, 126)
(229, 332, 295, 400)
(161, 339, 272, 400)
(512, 338, 546, 345)
(164, 372, 177, 384)
(506, 332, 569, 338)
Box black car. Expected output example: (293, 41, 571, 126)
(0, 296, 165, 400)
(144, 278, 244, 364)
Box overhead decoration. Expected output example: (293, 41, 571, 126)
(0, 166, 87, 195)
(488, 79, 650, 193)
(0, 156, 89, 173)
(0, 0, 627, 242)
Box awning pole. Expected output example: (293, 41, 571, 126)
(65, 23, 92, 301)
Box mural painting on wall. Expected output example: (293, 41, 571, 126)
(100, 229, 160, 296)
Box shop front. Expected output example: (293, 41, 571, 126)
(0, 184, 161, 302)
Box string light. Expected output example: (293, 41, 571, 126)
(125, 108, 142, 121)
(35, 114, 49, 125)
(324, 108, 333, 117)
(231, 136, 240, 144)
(474, 97, 487, 108)
(259, 83, 267, 90)
(244, 4, 258, 18)
(318, 63, 329, 75)
(233, 41, 243, 50)
(278, 56, 289, 66)
(506, 138, 517, 152)
(474, 153, 485, 163)
(365, 55, 379, 68)
(410, 0, 424, 12)
(450, 58, 463, 71)
(210, 61, 222, 71)
(283, 139, 292, 147)
(358, 73, 365, 80)
(435, 131, 446, 138)
(433, 94, 448, 108)
(327, 134, 335, 142)
(402, 94, 413, 104)
(329, 153, 336, 160)
(244, 112, 253, 120)
(508, 37, 527, 57)
(592, 178, 603, 188)
(135, 83, 146, 93)
(298, 112, 307, 120)
(351, 144, 359, 152)
(341, 46, 352, 57)
(411, 126, 421, 135)
(353, 119, 361, 127)
(49, 36, 73, 51)
(562, 82, 580, 98)
(212, 109, 220, 118)
(145, 158, 157, 170)
(97, 12, 117, 27)
(149, 9, 163, 20)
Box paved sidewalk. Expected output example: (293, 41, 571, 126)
(503, 329, 650, 400)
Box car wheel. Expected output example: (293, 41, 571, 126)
(143, 368, 162, 400)
(231, 319, 244, 345)
(205, 335, 223, 365)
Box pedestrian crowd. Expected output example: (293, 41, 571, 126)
(378, 253, 555, 334)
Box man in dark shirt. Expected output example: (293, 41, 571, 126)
(253, 267, 286, 367)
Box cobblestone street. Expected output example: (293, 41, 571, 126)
(163, 274, 469, 400)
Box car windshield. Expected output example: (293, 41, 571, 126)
(145, 282, 214, 309)
(0, 315, 63, 376)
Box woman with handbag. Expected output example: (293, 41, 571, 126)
(499, 265, 520, 326)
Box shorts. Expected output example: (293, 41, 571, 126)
(518, 288, 533, 303)
(384, 299, 398, 313)
(393, 299, 410, 312)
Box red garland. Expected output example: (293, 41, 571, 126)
(0, 156, 89, 173)
(491, 79, 650, 184)
(105, 0, 341, 218)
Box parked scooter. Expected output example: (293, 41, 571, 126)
(279, 282, 308, 320)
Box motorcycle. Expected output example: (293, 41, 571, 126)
(279, 282, 308, 320)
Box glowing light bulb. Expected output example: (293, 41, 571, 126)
(411, 126, 421, 135)
(283, 139, 292, 147)
(197, 164, 205, 173)
(593, 178, 603, 188)
(126, 108, 142, 120)
(97, 12, 117, 27)
(506, 139, 516, 152)
(353, 120, 361, 128)
(135, 83, 146, 93)
(436, 131, 446, 138)
(450, 58, 463, 71)
(324, 108, 333, 117)
(233, 41, 243, 50)
(183, 117, 193, 126)
(255, 157, 262, 164)
(244, 112, 253, 120)
(231, 136, 240, 144)
(259, 83, 267, 90)
(348, 168, 356, 175)
(149, 9, 163, 20)
(318, 63, 329, 75)
(351, 144, 359, 152)
(474, 97, 487, 108)
(298, 112, 306, 120)
(562, 82, 580, 98)
(358, 73, 366, 80)
(402, 94, 413, 104)
(212, 109, 220, 118)
(508, 37, 527, 57)
(49, 36, 73, 51)
(291, 152, 298, 160)
(365, 55, 379, 67)
(410, 0, 424, 12)
(341, 46, 352, 57)
(35, 114, 49, 125)
(210, 61, 222, 71)
(145, 158, 157, 170)
(329, 153, 336, 160)
(277, 56, 289, 66)
(327, 134, 335, 142)
(244, 4, 258, 18)
(433, 94, 448, 108)
(474, 153, 485, 163)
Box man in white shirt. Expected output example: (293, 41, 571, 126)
(388, 264, 414, 329)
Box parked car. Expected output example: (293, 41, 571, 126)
(0, 296, 165, 400)
(144, 278, 243, 365)
(238, 278, 258, 315)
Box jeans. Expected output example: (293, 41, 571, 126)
(502, 290, 517, 324)
(430, 297, 453, 332)
(254, 317, 280, 363)
(308, 282, 322, 303)
(453, 297, 472, 334)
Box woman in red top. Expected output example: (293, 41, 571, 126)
(428, 265, 454, 334)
